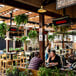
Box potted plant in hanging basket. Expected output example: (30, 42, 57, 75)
(0, 23, 8, 38)
(28, 30, 38, 43)
(20, 36, 29, 51)
(48, 33, 56, 41)
(20, 36, 28, 43)
(14, 14, 28, 28)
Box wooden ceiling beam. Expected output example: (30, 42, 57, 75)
(0, 0, 62, 18)
(42, 0, 56, 6)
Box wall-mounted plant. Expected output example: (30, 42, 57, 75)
(0, 23, 8, 38)
(14, 14, 28, 28)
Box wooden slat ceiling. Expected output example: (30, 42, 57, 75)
(0, 5, 14, 13)
(0, 4, 76, 31)
(0, 4, 53, 24)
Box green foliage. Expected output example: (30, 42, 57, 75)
(28, 30, 37, 38)
(3, 48, 6, 52)
(15, 48, 20, 51)
(48, 33, 57, 41)
(52, 24, 71, 33)
(14, 14, 28, 27)
(38, 67, 75, 76)
(20, 47, 24, 51)
(0, 23, 8, 38)
(6, 67, 19, 76)
(9, 48, 14, 51)
(6, 67, 33, 76)
(3, 48, 14, 52)
(16, 37, 20, 41)
(20, 36, 28, 43)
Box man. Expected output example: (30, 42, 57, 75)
(28, 52, 43, 70)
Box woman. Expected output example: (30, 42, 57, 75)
(47, 50, 61, 68)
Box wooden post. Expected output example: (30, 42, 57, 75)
(13, 36, 16, 50)
(24, 29, 27, 51)
(6, 31, 9, 52)
(62, 8, 66, 49)
(39, 13, 45, 61)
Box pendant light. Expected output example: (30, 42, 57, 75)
(5, 36, 11, 40)
(38, 6, 47, 13)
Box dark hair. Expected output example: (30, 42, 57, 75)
(51, 50, 56, 55)
(34, 52, 40, 57)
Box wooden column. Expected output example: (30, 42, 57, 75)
(62, 8, 66, 49)
(6, 31, 9, 52)
(39, 13, 45, 61)
(13, 36, 16, 49)
(24, 29, 27, 51)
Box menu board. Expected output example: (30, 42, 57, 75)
(56, 0, 76, 10)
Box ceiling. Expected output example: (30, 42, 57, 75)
(14, 0, 76, 18)
(0, 4, 53, 25)
(0, 1, 75, 30)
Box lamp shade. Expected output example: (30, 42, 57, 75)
(5, 36, 11, 40)
(38, 6, 47, 13)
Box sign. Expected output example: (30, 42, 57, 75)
(39, 35, 43, 41)
(56, 0, 76, 10)
(9, 27, 17, 32)
(9, 27, 23, 37)
(53, 16, 71, 26)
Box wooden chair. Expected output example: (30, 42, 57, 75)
(1, 54, 13, 73)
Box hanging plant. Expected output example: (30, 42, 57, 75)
(0, 23, 8, 38)
(48, 33, 57, 41)
(20, 36, 28, 43)
(28, 30, 37, 39)
(14, 14, 28, 28)
(16, 37, 20, 41)
(52, 24, 71, 34)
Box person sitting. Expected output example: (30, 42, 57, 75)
(47, 50, 61, 68)
(28, 52, 43, 70)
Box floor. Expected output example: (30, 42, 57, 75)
(0, 72, 6, 76)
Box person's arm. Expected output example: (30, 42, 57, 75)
(49, 62, 58, 66)
(46, 46, 49, 53)
(46, 55, 50, 63)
